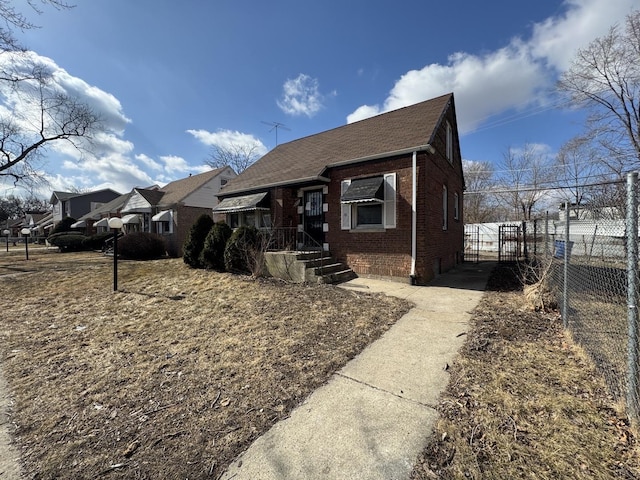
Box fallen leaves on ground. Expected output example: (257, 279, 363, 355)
(1, 249, 411, 479)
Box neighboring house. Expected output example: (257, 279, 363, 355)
(119, 167, 236, 256)
(214, 93, 464, 284)
(73, 191, 136, 233)
(25, 211, 53, 237)
(79, 167, 236, 256)
(50, 189, 121, 228)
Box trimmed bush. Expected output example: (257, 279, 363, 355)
(49, 217, 77, 235)
(48, 233, 88, 252)
(200, 221, 232, 271)
(223, 225, 261, 274)
(83, 231, 113, 251)
(118, 232, 166, 260)
(183, 214, 214, 268)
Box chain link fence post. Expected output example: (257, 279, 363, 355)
(627, 172, 639, 423)
(563, 201, 570, 329)
(544, 211, 549, 261)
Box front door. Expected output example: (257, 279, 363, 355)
(303, 189, 324, 248)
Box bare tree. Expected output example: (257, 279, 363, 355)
(0, 193, 48, 222)
(0, 1, 73, 52)
(0, 1, 101, 189)
(495, 144, 551, 221)
(462, 160, 497, 223)
(558, 9, 640, 175)
(205, 143, 261, 174)
(0, 73, 101, 187)
(555, 136, 607, 218)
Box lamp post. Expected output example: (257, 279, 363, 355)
(108, 217, 124, 291)
(3, 229, 9, 252)
(20, 228, 31, 260)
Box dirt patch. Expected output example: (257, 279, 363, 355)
(0, 250, 411, 479)
(411, 263, 640, 479)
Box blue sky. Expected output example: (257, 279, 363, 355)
(1, 0, 638, 198)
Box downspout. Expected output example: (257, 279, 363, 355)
(410, 144, 435, 285)
(410, 150, 417, 284)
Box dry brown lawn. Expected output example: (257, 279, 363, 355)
(411, 264, 640, 480)
(0, 248, 411, 479)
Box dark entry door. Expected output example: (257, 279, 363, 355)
(303, 189, 324, 248)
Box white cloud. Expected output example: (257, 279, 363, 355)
(187, 128, 268, 157)
(530, 0, 637, 71)
(277, 73, 330, 117)
(136, 153, 163, 171)
(346, 104, 382, 124)
(160, 155, 190, 174)
(0, 51, 212, 196)
(347, 0, 636, 134)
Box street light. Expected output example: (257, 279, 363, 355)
(2, 229, 9, 252)
(20, 228, 31, 260)
(108, 217, 124, 291)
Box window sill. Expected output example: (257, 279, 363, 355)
(350, 226, 385, 233)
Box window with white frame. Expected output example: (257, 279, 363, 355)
(341, 173, 396, 230)
(442, 185, 448, 230)
(446, 121, 453, 162)
(228, 210, 271, 229)
(152, 210, 173, 235)
(454, 192, 459, 220)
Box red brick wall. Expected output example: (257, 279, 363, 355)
(272, 187, 299, 228)
(326, 154, 415, 280)
(168, 205, 212, 257)
(325, 111, 464, 284)
(416, 107, 465, 283)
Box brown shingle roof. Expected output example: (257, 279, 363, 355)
(158, 168, 226, 206)
(222, 93, 452, 195)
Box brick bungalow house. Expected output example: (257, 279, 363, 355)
(214, 93, 464, 284)
(50, 189, 121, 229)
(78, 167, 236, 256)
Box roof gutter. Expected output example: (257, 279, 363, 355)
(220, 143, 436, 198)
(325, 144, 435, 170)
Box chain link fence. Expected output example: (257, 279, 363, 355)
(525, 172, 640, 423)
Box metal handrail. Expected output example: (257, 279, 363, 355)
(269, 227, 326, 276)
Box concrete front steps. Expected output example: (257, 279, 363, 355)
(264, 251, 357, 284)
(299, 251, 357, 284)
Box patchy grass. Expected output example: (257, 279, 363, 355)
(0, 249, 411, 479)
(411, 264, 640, 480)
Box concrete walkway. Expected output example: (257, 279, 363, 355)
(0, 365, 22, 480)
(221, 262, 495, 480)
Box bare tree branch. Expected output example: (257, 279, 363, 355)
(205, 143, 261, 174)
(558, 10, 640, 174)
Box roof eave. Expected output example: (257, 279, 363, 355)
(220, 175, 330, 197)
(324, 144, 435, 171)
(220, 145, 434, 197)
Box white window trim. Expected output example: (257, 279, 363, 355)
(341, 173, 396, 230)
(340, 180, 351, 230)
(443, 185, 448, 230)
(454, 192, 459, 220)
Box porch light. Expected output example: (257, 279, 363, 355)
(20, 228, 31, 260)
(3, 229, 9, 252)
(108, 218, 124, 291)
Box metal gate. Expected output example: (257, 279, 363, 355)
(498, 224, 521, 262)
(464, 225, 480, 263)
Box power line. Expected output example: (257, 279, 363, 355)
(465, 176, 627, 195)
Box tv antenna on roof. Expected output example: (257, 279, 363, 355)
(261, 121, 290, 146)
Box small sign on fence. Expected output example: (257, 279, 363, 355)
(553, 240, 573, 260)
